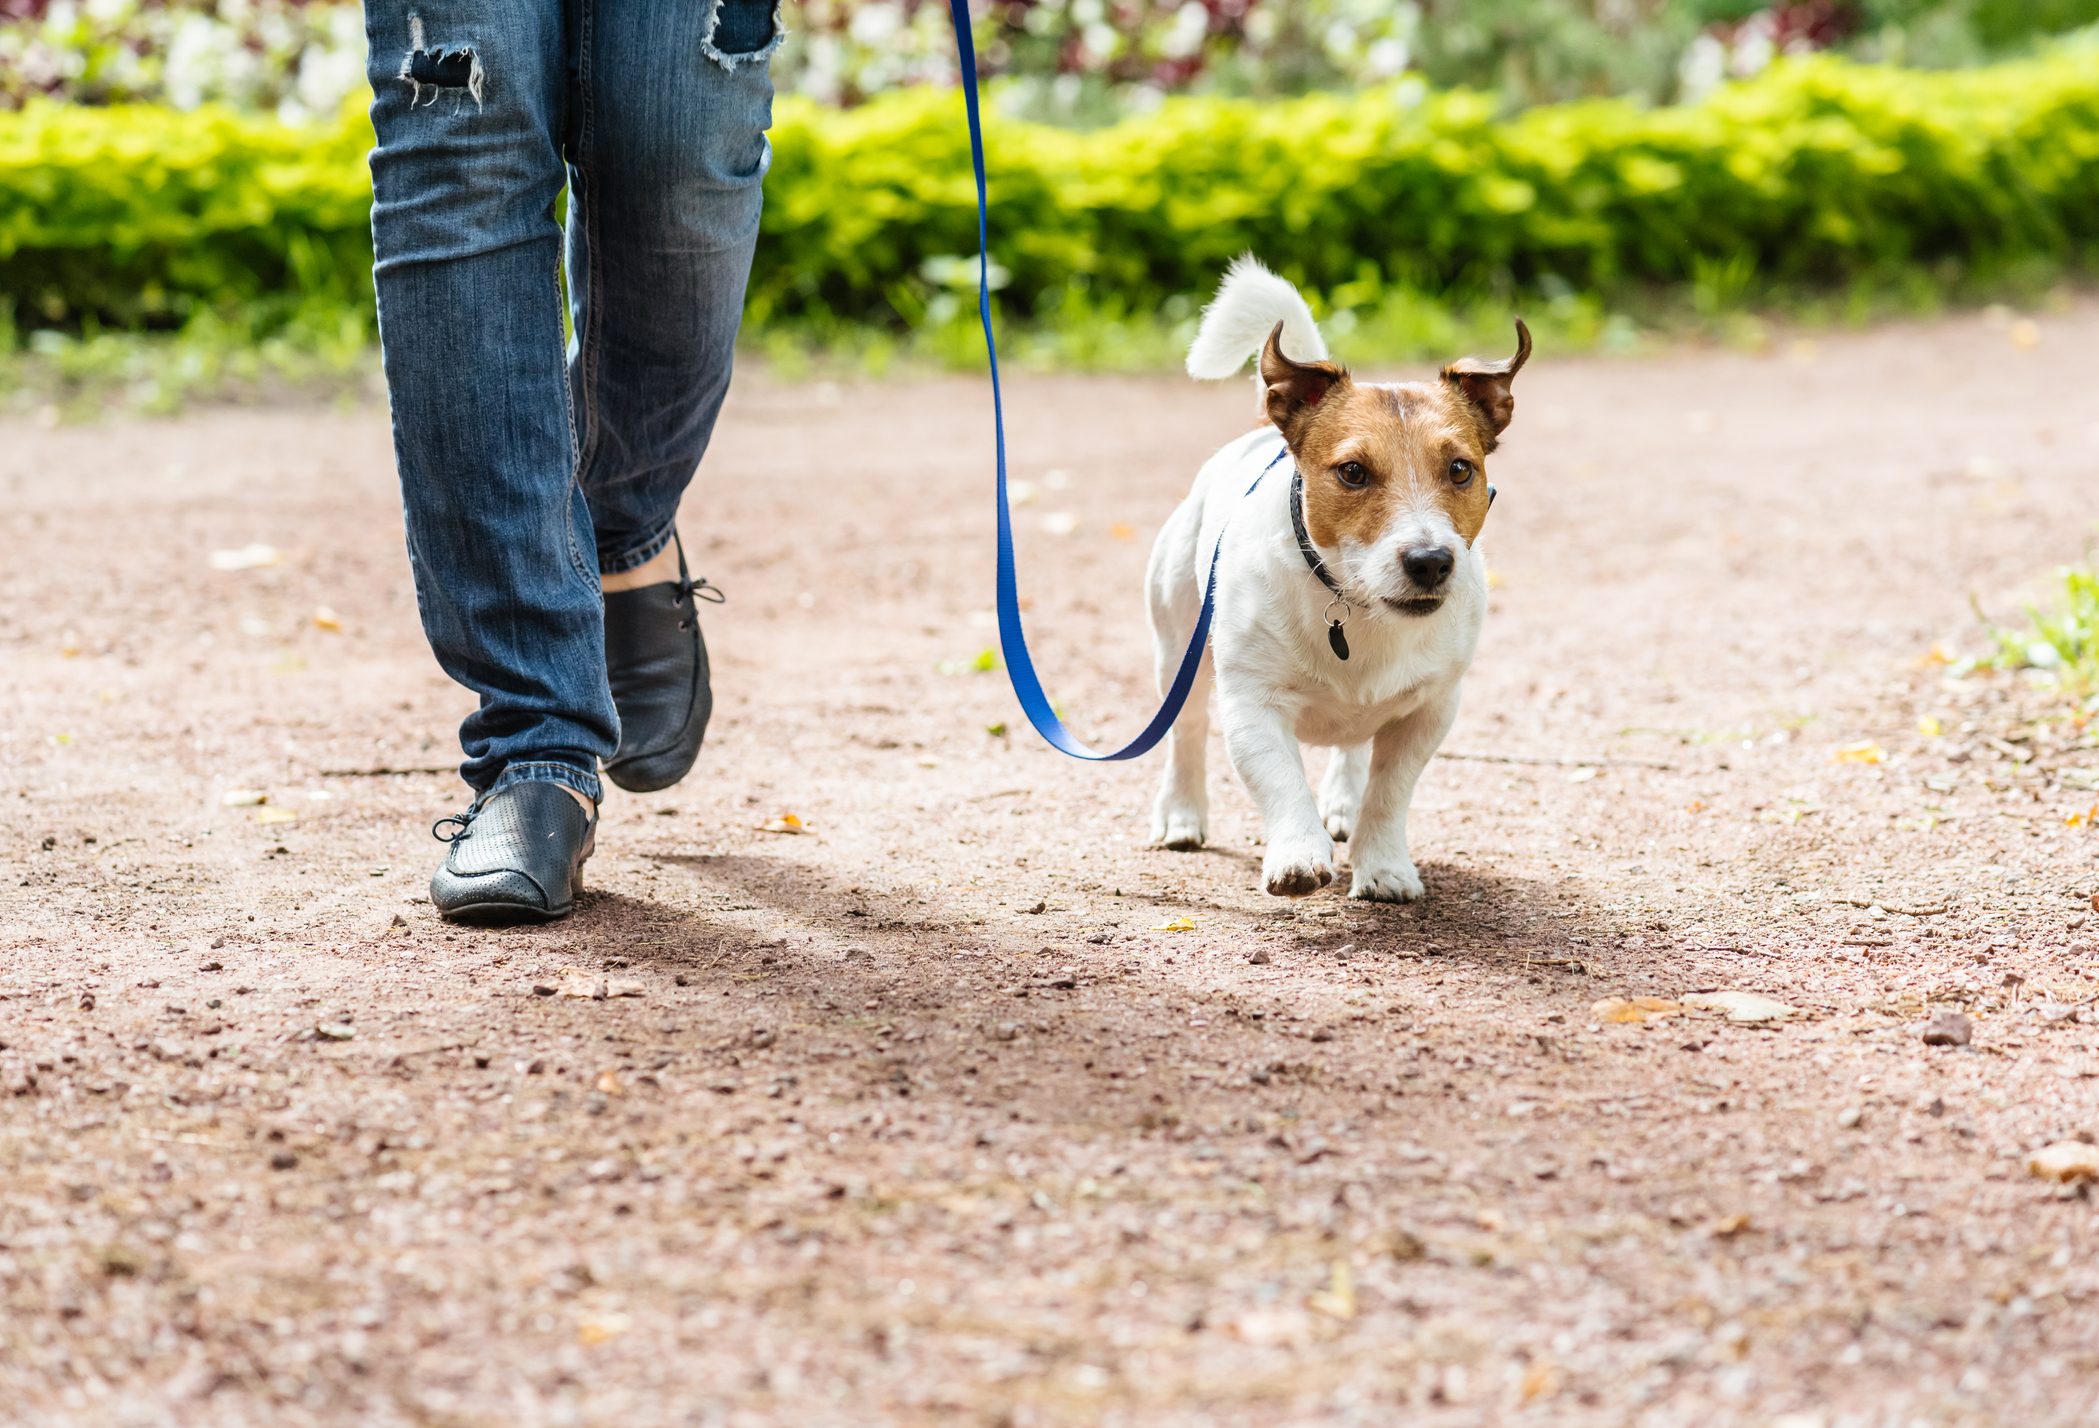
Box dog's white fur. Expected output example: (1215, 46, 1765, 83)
(1147, 259, 1488, 900)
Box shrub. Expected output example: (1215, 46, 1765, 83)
(3, 50, 2097, 341)
(0, 98, 373, 330)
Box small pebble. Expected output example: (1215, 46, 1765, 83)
(1248, 949, 1271, 965)
(1837, 1106, 1863, 1130)
(269, 1151, 299, 1171)
(1922, 1010, 1972, 1047)
(2028, 1141, 2099, 1182)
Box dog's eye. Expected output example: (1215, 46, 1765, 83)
(1335, 461, 1371, 490)
(1448, 458, 1476, 486)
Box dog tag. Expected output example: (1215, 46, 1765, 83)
(1327, 621, 1350, 661)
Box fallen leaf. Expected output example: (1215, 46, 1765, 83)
(221, 789, 269, 807)
(1590, 996, 1682, 1024)
(1108, 521, 1136, 542)
(1520, 1360, 1564, 1403)
(1154, 915, 1197, 932)
(1228, 1306, 1313, 1347)
(1306, 1259, 1355, 1321)
(756, 813, 807, 835)
(209, 543, 283, 571)
(253, 808, 299, 826)
(2027, 1141, 2099, 1182)
(1833, 741, 1885, 765)
(1683, 990, 1801, 1024)
(577, 1312, 631, 1346)
(313, 606, 343, 632)
(2067, 804, 2098, 829)
(1917, 715, 1943, 736)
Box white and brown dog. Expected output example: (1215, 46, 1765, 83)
(1146, 257, 1529, 900)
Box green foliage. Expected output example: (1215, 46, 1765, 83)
(754, 50, 2099, 331)
(4, 50, 2099, 355)
(1983, 564, 2099, 696)
(0, 98, 375, 332)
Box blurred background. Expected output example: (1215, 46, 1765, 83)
(2, 0, 2097, 413)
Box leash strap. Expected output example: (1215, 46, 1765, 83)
(949, 0, 1283, 760)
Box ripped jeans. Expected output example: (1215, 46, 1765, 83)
(362, 0, 778, 805)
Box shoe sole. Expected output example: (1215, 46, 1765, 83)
(438, 899, 574, 926)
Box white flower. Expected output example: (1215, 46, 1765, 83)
(847, 2, 902, 44)
(1365, 37, 1409, 79)
(1159, 1, 1207, 61)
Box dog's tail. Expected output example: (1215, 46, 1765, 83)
(1185, 255, 1328, 380)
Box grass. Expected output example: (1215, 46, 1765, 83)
(1, 268, 2088, 420)
(1980, 563, 2099, 699)
(0, 304, 379, 422)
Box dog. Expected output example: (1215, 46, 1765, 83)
(1146, 257, 1529, 900)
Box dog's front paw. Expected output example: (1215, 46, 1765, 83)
(1350, 860, 1425, 903)
(1321, 806, 1356, 843)
(1151, 798, 1208, 851)
(1262, 840, 1336, 898)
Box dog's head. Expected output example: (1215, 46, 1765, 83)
(1262, 319, 1530, 617)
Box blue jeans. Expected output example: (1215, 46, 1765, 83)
(362, 0, 778, 805)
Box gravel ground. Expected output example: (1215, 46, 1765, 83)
(3, 305, 2098, 1427)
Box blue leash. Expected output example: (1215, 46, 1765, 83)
(947, 0, 1285, 761)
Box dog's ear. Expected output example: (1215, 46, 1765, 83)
(1260, 321, 1348, 443)
(1441, 319, 1532, 450)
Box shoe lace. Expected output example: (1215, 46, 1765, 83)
(676, 575, 726, 606)
(674, 575, 723, 631)
(432, 807, 478, 843)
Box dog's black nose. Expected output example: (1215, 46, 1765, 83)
(1402, 545, 1454, 590)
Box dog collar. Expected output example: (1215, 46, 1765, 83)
(1287, 464, 1352, 661)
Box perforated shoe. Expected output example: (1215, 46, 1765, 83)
(603, 535, 720, 794)
(429, 781, 595, 923)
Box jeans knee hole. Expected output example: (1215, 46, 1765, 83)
(702, 0, 780, 67)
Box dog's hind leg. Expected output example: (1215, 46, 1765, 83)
(1147, 501, 1210, 850)
(1318, 743, 1369, 842)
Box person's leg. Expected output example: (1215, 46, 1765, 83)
(563, 0, 778, 791)
(364, 0, 614, 812)
(568, 0, 777, 576)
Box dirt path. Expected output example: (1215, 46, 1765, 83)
(4, 306, 2099, 1427)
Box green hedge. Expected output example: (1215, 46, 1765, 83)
(5, 50, 2099, 338)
